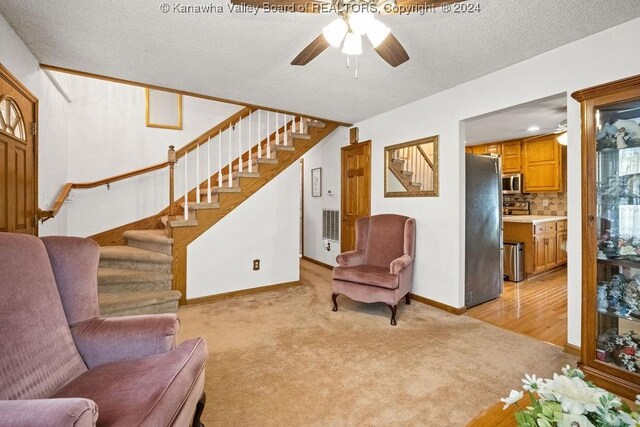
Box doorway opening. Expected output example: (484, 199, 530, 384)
(461, 93, 569, 348)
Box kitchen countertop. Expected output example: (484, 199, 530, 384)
(503, 215, 567, 223)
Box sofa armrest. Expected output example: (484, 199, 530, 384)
(336, 250, 365, 266)
(390, 254, 413, 274)
(0, 398, 98, 427)
(71, 314, 179, 368)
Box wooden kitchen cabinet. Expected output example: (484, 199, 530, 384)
(466, 143, 502, 156)
(522, 134, 565, 193)
(501, 140, 522, 173)
(504, 219, 567, 278)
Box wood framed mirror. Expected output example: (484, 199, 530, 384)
(384, 135, 439, 197)
(145, 88, 182, 130)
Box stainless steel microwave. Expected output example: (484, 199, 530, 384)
(502, 173, 523, 194)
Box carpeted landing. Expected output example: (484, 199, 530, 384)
(178, 260, 576, 426)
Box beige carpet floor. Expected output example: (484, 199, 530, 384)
(178, 260, 576, 426)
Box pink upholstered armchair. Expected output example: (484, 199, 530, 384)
(332, 214, 416, 325)
(0, 233, 208, 427)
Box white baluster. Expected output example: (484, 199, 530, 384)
(183, 152, 188, 220)
(207, 136, 211, 204)
(267, 111, 271, 158)
(275, 113, 280, 146)
(258, 110, 262, 159)
(238, 117, 243, 173)
(284, 114, 288, 146)
(196, 143, 200, 204)
(228, 125, 233, 187)
(218, 129, 222, 188)
(248, 111, 253, 173)
(299, 116, 303, 133)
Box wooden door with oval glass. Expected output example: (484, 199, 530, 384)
(385, 135, 439, 197)
(0, 65, 38, 235)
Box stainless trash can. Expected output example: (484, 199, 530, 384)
(503, 241, 524, 282)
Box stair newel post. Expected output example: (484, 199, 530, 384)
(266, 111, 271, 158)
(196, 143, 201, 204)
(168, 145, 177, 217)
(207, 136, 211, 204)
(228, 124, 233, 187)
(183, 150, 188, 221)
(218, 129, 222, 188)
(258, 110, 262, 159)
(248, 110, 253, 173)
(238, 117, 243, 173)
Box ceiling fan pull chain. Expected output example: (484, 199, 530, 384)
(355, 55, 358, 79)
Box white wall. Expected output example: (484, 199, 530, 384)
(187, 163, 301, 298)
(54, 73, 244, 236)
(305, 18, 640, 347)
(301, 128, 348, 265)
(0, 13, 70, 236)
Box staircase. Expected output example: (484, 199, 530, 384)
(387, 144, 435, 192)
(93, 113, 338, 316)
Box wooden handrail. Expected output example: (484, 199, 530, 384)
(417, 145, 434, 170)
(175, 106, 254, 159)
(39, 106, 310, 221)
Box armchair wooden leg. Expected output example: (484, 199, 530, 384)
(387, 304, 397, 326)
(193, 392, 206, 427)
(332, 293, 339, 312)
(405, 293, 411, 305)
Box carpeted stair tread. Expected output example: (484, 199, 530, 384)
(99, 290, 181, 317)
(100, 245, 172, 265)
(123, 229, 172, 244)
(98, 267, 172, 286)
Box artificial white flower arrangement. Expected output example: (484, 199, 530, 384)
(501, 365, 640, 427)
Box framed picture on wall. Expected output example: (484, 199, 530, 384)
(311, 167, 322, 197)
(145, 88, 183, 130)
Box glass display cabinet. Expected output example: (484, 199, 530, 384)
(573, 75, 640, 399)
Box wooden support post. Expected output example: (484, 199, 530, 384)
(168, 145, 177, 216)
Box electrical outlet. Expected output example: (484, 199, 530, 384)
(253, 259, 260, 271)
(326, 242, 330, 251)
(543, 199, 549, 207)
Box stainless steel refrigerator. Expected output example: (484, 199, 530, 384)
(465, 154, 503, 307)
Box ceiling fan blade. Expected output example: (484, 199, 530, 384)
(230, 0, 326, 13)
(374, 33, 409, 67)
(291, 34, 330, 66)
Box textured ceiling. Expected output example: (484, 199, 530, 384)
(1, 0, 640, 123)
(465, 94, 567, 145)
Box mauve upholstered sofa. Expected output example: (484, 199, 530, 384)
(332, 214, 416, 325)
(0, 233, 208, 426)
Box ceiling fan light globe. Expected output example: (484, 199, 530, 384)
(348, 12, 374, 35)
(341, 32, 363, 55)
(322, 18, 348, 47)
(366, 19, 390, 48)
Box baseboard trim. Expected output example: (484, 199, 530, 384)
(186, 280, 301, 305)
(301, 256, 334, 270)
(410, 293, 467, 315)
(564, 343, 581, 358)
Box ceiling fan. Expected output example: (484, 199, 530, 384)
(229, 0, 466, 67)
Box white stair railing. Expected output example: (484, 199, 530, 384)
(174, 110, 310, 221)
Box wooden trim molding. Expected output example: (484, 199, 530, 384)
(572, 73, 640, 102)
(186, 280, 301, 305)
(410, 293, 467, 315)
(564, 343, 581, 358)
(301, 256, 334, 270)
(39, 63, 353, 127)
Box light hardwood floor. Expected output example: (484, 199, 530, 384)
(466, 267, 568, 347)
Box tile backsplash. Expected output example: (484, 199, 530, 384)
(506, 192, 567, 216)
